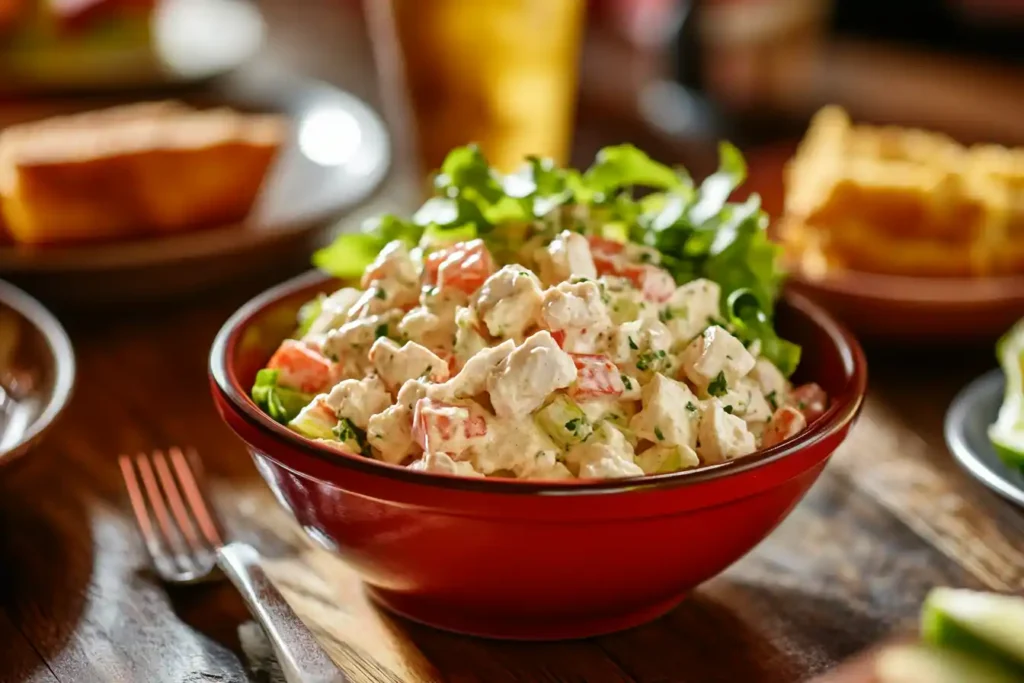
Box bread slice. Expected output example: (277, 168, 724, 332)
(0, 101, 285, 246)
(782, 106, 1024, 277)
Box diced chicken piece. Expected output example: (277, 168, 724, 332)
(407, 451, 484, 478)
(568, 354, 625, 402)
(761, 405, 808, 448)
(484, 419, 561, 476)
(539, 280, 613, 354)
(266, 339, 338, 394)
(717, 378, 773, 425)
(324, 375, 391, 430)
(698, 401, 757, 463)
(680, 326, 756, 396)
(322, 311, 402, 371)
(572, 443, 644, 479)
(635, 443, 700, 474)
(787, 383, 828, 422)
(472, 265, 543, 341)
(487, 331, 577, 418)
(662, 279, 721, 345)
(619, 374, 642, 401)
(515, 450, 574, 480)
(412, 398, 491, 458)
(431, 339, 515, 401)
(369, 338, 449, 391)
(346, 281, 419, 320)
(749, 358, 789, 407)
(361, 240, 420, 290)
(609, 318, 675, 380)
(453, 306, 490, 370)
(629, 374, 700, 448)
(398, 287, 468, 353)
(366, 404, 416, 464)
(302, 287, 361, 339)
(536, 230, 597, 285)
(396, 379, 430, 410)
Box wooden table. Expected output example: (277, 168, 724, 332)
(3, 3, 1024, 682)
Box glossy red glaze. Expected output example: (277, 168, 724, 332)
(210, 270, 867, 640)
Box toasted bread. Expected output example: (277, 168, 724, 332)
(0, 101, 285, 246)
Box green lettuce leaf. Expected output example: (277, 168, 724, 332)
(251, 369, 313, 424)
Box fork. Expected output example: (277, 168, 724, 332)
(119, 447, 349, 683)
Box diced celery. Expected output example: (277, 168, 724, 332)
(332, 418, 370, 456)
(287, 400, 337, 440)
(635, 445, 699, 475)
(535, 395, 592, 448)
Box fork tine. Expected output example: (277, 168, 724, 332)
(119, 454, 170, 573)
(152, 450, 206, 557)
(169, 446, 224, 548)
(134, 451, 195, 574)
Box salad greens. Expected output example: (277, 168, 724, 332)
(313, 143, 800, 375)
(251, 369, 312, 424)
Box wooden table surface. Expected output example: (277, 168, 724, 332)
(3, 3, 1024, 682)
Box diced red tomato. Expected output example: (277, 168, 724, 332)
(267, 340, 337, 393)
(412, 398, 488, 454)
(421, 240, 495, 295)
(587, 236, 625, 277)
(787, 383, 828, 422)
(568, 354, 625, 401)
(551, 330, 567, 348)
(622, 264, 675, 303)
(762, 406, 808, 448)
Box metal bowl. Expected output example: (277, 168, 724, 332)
(0, 280, 75, 466)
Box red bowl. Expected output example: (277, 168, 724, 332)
(209, 270, 868, 640)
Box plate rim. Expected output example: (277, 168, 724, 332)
(944, 368, 1024, 508)
(0, 80, 391, 273)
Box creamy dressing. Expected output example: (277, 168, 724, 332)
(266, 232, 824, 480)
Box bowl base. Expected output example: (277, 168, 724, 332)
(364, 585, 687, 640)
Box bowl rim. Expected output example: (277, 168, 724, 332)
(0, 279, 76, 464)
(210, 269, 867, 496)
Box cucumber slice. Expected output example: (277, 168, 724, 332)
(875, 644, 1020, 683)
(535, 395, 593, 449)
(989, 319, 1024, 471)
(922, 588, 1024, 673)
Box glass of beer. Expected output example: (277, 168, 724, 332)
(367, 0, 586, 175)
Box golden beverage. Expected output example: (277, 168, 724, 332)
(368, 0, 585, 174)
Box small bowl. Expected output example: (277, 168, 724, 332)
(0, 279, 75, 466)
(785, 271, 1024, 343)
(209, 271, 867, 640)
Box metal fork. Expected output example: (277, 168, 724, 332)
(119, 447, 348, 683)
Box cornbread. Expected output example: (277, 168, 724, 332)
(781, 106, 1024, 278)
(0, 101, 285, 246)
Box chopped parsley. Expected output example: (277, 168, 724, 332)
(658, 308, 674, 322)
(798, 401, 807, 410)
(565, 417, 584, 434)
(374, 287, 387, 300)
(374, 323, 389, 339)
(707, 371, 728, 397)
(686, 401, 697, 412)
(654, 426, 665, 441)
(723, 405, 734, 414)
(620, 374, 632, 389)
(765, 390, 778, 411)
(628, 336, 639, 350)
(419, 364, 434, 379)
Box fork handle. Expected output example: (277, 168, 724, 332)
(216, 542, 349, 683)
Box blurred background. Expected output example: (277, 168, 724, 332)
(0, 0, 1021, 320)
